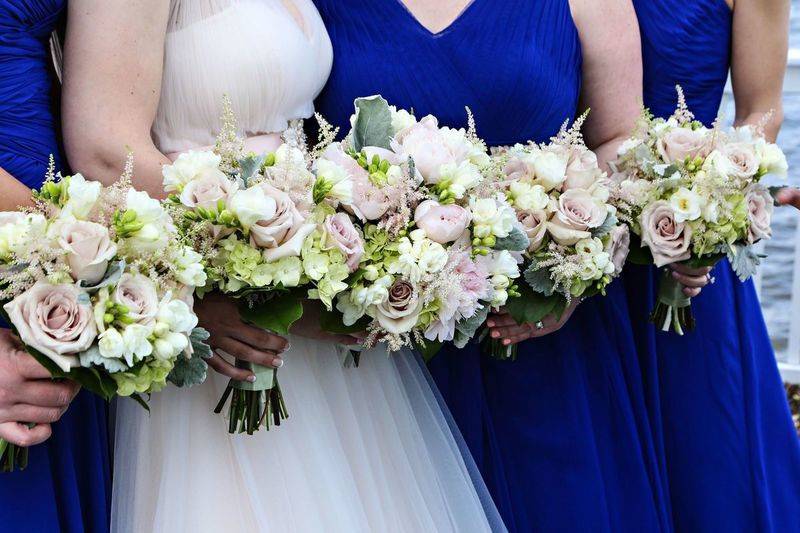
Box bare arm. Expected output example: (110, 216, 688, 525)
(572, 0, 643, 170)
(0, 169, 34, 210)
(62, 0, 171, 197)
(730, 0, 790, 141)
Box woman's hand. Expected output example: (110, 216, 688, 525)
(486, 298, 581, 346)
(669, 263, 713, 297)
(289, 301, 362, 345)
(196, 292, 289, 382)
(0, 330, 80, 447)
(777, 187, 800, 210)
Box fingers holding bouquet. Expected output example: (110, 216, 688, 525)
(487, 298, 581, 346)
(668, 263, 713, 298)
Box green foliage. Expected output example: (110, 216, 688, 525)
(319, 306, 370, 335)
(591, 212, 618, 239)
(352, 96, 393, 152)
(239, 292, 304, 335)
(167, 328, 212, 388)
(726, 243, 763, 282)
(504, 282, 563, 325)
(523, 260, 555, 297)
(453, 306, 489, 349)
(494, 227, 530, 252)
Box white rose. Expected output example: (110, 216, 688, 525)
(656, 126, 710, 163)
(162, 150, 222, 193)
(56, 219, 117, 285)
(249, 184, 316, 262)
(178, 168, 235, 210)
(533, 149, 568, 191)
(564, 147, 603, 190)
(547, 189, 607, 245)
(755, 140, 788, 177)
(228, 186, 275, 230)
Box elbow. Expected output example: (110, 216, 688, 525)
(65, 132, 149, 184)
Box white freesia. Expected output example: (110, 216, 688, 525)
(98, 328, 125, 360)
(173, 246, 207, 287)
(62, 174, 101, 219)
(508, 181, 548, 211)
(162, 150, 222, 193)
(470, 195, 516, 239)
(389, 105, 417, 133)
(121, 324, 153, 366)
(390, 230, 448, 283)
(0, 213, 46, 260)
(669, 187, 702, 223)
(314, 159, 354, 204)
(438, 161, 482, 199)
(157, 298, 198, 333)
(124, 189, 171, 252)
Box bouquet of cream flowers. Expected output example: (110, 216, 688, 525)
(163, 101, 358, 433)
(481, 113, 628, 359)
(314, 96, 522, 356)
(612, 87, 787, 334)
(0, 159, 209, 471)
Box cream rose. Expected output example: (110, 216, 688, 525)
(414, 200, 470, 244)
(564, 146, 602, 190)
(639, 200, 693, 267)
(656, 127, 710, 163)
(374, 280, 423, 334)
(745, 184, 773, 243)
(547, 189, 607, 245)
(4, 282, 97, 371)
(249, 184, 316, 262)
(113, 273, 159, 326)
(323, 213, 364, 272)
(57, 220, 117, 285)
(179, 168, 235, 209)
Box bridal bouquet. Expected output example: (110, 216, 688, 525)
(612, 86, 787, 334)
(0, 160, 209, 471)
(315, 96, 522, 355)
(163, 101, 355, 433)
(482, 114, 628, 359)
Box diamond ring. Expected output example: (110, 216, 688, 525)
(535, 321, 545, 330)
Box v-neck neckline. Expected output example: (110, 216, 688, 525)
(393, 0, 478, 37)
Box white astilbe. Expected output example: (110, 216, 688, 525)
(214, 95, 244, 174)
(552, 109, 589, 148)
(310, 113, 340, 161)
(673, 85, 695, 125)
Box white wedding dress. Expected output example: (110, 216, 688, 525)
(110, 1, 504, 532)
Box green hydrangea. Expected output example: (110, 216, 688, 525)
(113, 359, 173, 396)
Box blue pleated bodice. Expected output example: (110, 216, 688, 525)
(630, 1, 800, 531)
(0, 2, 111, 531)
(314, 0, 581, 146)
(0, 0, 64, 186)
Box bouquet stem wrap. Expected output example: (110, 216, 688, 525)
(650, 269, 694, 335)
(480, 329, 518, 361)
(214, 360, 287, 434)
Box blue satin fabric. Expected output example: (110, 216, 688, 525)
(629, 1, 800, 531)
(0, 2, 111, 531)
(314, 1, 670, 531)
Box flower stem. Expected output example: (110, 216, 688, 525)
(649, 270, 695, 335)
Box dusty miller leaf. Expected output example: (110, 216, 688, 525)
(591, 212, 618, 239)
(494, 227, 530, 252)
(453, 306, 490, 348)
(352, 96, 393, 152)
(238, 154, 265, 186)
(79, 260, 125, 292)
(523, 261, 555, 297)
(167, 328, 213, 388)
(726, 243, 763, 282)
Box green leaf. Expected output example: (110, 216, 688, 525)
(591, 212, 618, 239)
(504, 283, 559, 325)
(238, 154, 266, 185)
(319, 307, 370, 335)
(494, 227, 530, 252)
(128, 393, 151, 412)
(685, 253, 723, 269)
(626, 235, 654, 265)
(453, 306, 489, 348)
(523, 261, 555, 297)
(352, 96, 393, 152)
(25, 346, 117, 400)
(168, 328, 213, 388)
(726, 243, 763, 282)
(415, 340, 443, 362)
(239, 292, 304, 335)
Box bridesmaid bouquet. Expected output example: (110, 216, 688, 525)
(0, 160, 209, 471)
(163, 100, 354, 433)
(482, 114, 628, 359)
(612, 86, 787, 334)
(316, 96, 522, 356)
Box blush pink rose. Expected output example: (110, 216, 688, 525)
(323, 213, 364, 272)
(179, 168, 235, 209)
(547, 189, 607, 245)
(57, 220, 117, 285)
(605, 224, 630, 276)
(745, 184, 773, 243)
(656, 127, 710, 163)
(112, 273, 159, 326)
(414, 200, 471, 244)
(375, 280, 423, 334)
(517, 209, 549, 251)
(4, 282, 97, 371)
(639, 200, 693, 267)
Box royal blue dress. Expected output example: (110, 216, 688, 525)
(629, 1, 800, 531)
(314, 1, 670, 531)
(0, 2, 111, 531)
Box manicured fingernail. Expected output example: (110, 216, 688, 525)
(247, 374, 257, 383)
(672, 271, 680, 279)
(281, 343, 291, 353)
(491, 331, 500, 338)
(272, 357, 284, 368)
(503, 339, 511, 345)
(487, 321, 495, 327)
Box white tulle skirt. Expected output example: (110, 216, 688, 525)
(111, 336, 504, 532)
